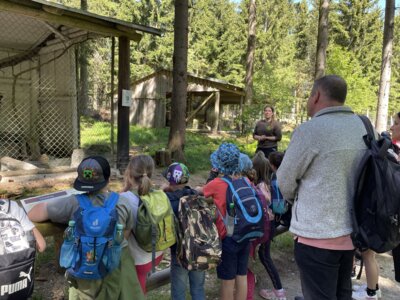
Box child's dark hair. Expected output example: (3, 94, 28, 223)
(268, 151, 284, 169)
(252, 151, 271, 185)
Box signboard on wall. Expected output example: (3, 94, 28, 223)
(122, 89, 132, 107)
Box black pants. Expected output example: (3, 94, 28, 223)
(393, 243, 400, 282)
(294, 240, 354, 300)
(256, 147, 277, 159)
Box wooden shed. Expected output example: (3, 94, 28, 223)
(0, 0, 161, 168)
(131, 69, 245, 130)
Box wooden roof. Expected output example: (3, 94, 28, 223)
(0, 0, 162, 42)
(132, 69, 245, 96)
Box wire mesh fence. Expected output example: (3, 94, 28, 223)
(0, 10, 114, 167)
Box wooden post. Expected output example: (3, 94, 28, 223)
(110, 37, 115, 160)
(212, 91, 220, 133)
(117, 36, 130, 171)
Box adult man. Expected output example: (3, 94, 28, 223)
(277, 75, 367, 300)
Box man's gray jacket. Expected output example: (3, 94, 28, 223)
(277, 106, 367, 239)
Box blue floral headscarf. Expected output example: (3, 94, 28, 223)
(210, 143, 240, 175)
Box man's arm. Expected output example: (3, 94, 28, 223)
(277, 126, 318, 200)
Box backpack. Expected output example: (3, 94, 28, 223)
(351, 115, 400, 253)
(270, 176, 288, 215)
(135, 190, 176, 271)
(220, 177, 264, 243)
(177, 194, 221, 271)
(60, 192, 122, 279)
(252, 184, 271, 245)
(0, 199, 35, 300)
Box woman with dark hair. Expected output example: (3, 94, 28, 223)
(390, 112, 400, 283)
(253, 105, 282, 158)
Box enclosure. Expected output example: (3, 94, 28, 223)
(0, 0, 160, 167)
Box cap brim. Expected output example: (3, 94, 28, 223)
(73, 178, 107, 192)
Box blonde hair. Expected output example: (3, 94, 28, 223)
(252, 151, 271, 185)
(123, 155, 154, 196)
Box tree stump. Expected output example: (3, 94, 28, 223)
(155, 149, 172, 167)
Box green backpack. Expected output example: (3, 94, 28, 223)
(135, 190, 176, 270)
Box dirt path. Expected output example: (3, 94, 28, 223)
(2, 169, 399, 299)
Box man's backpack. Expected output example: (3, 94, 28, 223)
(177, 194, 221, 271)
(61, 192, 122, 279)
(0, 200, 35, 300)
(135, 190, 176, 271)
(220, 177, 264, 243)
(351, 115, 400, 253)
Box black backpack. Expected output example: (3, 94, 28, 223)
(351, 115, 400, 253)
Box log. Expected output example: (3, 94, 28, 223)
(0, 166, 75, 177)
(146, 268, 171, 291)
(0, 156, 39, 171)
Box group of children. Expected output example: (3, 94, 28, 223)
(2, 142, 289, 300)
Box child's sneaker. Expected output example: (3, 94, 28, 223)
(259, 288, 287, 300)
(352, 288, 379, 300)
(352, 284, 382, 298)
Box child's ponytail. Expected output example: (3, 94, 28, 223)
(123, 155, 154, 195)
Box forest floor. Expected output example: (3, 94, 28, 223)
(2, 169, 399, 300)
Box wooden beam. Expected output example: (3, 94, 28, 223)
(185, 93, 214, 123)
(0, 1, 142, 41)
(116, 36, 131, 171)
(212, 91, 220, 133)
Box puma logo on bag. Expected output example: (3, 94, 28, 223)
(0, 266, 32, 296)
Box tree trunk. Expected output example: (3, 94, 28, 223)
(245, 0, 256, 105)
(376, 0, 395, 133)
(79, 0, 89, 116)
(167, 0, 188, 162)
(314, 0, 330, 80)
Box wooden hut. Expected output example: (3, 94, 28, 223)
(0, 0, 161, 168)
(131, 69, 245, 131)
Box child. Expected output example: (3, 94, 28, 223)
(255, 151, 287, 300)
(28, 156, 144, 300)
(197, 143, 250, 300)
(161, 162, 206, 300)
(0, 199, 46, 254)
(120, 155, 164, 294)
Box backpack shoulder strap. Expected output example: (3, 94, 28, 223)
(358, 115, 376, 147)
(76, 194, 92, 210)
(104, 192, 119, 213)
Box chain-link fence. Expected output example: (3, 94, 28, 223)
(0, 10, 113, 167)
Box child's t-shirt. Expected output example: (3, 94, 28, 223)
(203, 178, 228, 239)
(0, 199, 34, 254)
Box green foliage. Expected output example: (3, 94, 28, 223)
(326, 45, 376, 113)
(49, 0, 398, 129)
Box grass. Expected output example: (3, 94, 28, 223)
(80, 117, 293, 173)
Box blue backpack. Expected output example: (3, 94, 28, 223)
(60, 192, 122, 279)
(220, 177, 264, 243)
